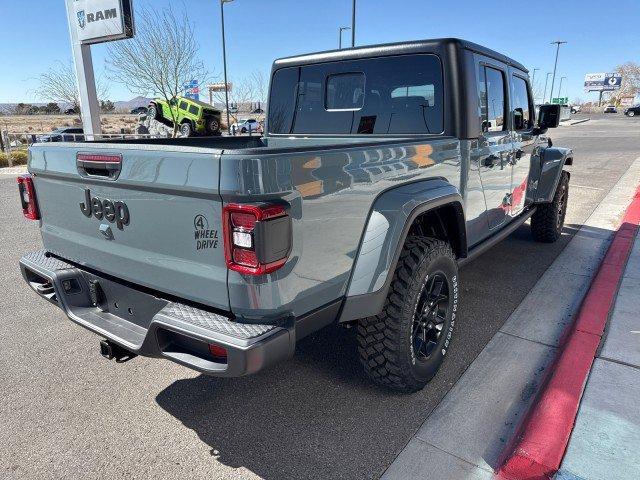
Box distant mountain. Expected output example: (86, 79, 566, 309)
(114, 96, 152, 111)
(0, 97, 152, 114)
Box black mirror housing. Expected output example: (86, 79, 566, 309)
(538, 104, 561, 130)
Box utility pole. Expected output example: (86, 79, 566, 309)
(543, 72, 552, 103)
(339, 26, 350, 49)
(549, 40, 567, 104)
(532, 68, 539, 102)
(351, 0, 356, 47)
(220, 0, 234, 134)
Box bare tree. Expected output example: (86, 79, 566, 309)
(611, 62, 640, 104)
(210, 71, 267, 124)
(106, 6, 211, 137)
(35, 60, 109, 115)
(251, 71, 268, 107)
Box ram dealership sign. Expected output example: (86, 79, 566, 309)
(584, 73, 623, 92)
(73, 0, 134, 45)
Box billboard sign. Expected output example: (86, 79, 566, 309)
(73, 0, 135, 45)
(584, 73, 623, 92)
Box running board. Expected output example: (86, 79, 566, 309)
(458, 208, 537, 268)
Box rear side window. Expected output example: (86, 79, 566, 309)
(179, 101, 188, 111)
(511, 76, 532, 130)
(268, 54, 443, 135)
(479, 66, 507, 132)
(189, 105, 199, 115)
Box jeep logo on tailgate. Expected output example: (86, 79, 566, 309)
(80, 188, 130, 230)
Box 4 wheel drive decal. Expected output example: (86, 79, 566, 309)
(194, 214, 219, 251)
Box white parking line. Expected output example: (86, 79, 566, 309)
(570, 184, 605, 191)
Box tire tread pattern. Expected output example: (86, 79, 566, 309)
(531, 171, 569, 243)
(357, 237, 455, 392)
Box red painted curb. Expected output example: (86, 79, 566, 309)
(496, 186, 640, 480)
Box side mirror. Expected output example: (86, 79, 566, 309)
(536, 104, 561, 133)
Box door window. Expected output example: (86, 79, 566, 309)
(179, 101, 188, 111)
(188, 105, 199, 115)
(479, 66, 507, 132)
(511, 76, 533, 131)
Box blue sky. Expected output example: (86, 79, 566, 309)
(1, 0, 638, 104)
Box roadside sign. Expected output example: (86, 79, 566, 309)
(584, 72, 623, 92)
(184, 80, 200, 101)
(208, 82, 233, 93)
(552, 97, 569, 105)
(73, 0, 135, 45)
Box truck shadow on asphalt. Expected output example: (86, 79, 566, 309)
(155, 222, 579, 480)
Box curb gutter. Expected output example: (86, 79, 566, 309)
(497, 185, 640, 479)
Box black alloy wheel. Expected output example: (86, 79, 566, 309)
(412, 273, 450, 361)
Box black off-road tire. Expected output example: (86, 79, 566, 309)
(207, 118, 220, 134)
(148, 104, 158, 120)
(531, 171, 569, 243)
(357, 237, 458, 393)
(180, 122, 193, 138)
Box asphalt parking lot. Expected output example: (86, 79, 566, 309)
(1, 114, 639, 480)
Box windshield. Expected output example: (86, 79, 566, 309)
(268, 54, 444, 135)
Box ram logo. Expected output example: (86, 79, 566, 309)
(77, 10, 86, 29)
(77, 8, 118, 29)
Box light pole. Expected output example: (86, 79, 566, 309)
(351, 0, 356, 47)
(339, 26, 350, 49)
(221, 0, 234, 134)
(549, 40, 567, 104)
(532, 68, 539, 86)
(543, 72, 552, 103)
(558, 76, 567, 102)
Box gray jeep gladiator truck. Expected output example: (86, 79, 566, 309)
(18, 38, 571, 392)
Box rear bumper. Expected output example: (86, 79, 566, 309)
(19, 250, 295, 377)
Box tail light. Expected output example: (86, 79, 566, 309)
(17, 174, 40, 220)
(223, 203, 292, 275)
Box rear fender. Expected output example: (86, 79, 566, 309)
(339, 179, 465, 323)
(532, 147, 573, 203)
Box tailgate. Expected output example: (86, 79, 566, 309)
(28, 143, 228, 311)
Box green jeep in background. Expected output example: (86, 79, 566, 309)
(148, 96, 223, 137)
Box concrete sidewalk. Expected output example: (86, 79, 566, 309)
(381, 157, 640, 480)
(557, 230, 640, 480)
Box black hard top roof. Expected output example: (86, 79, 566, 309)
(273, 37, 528, 74)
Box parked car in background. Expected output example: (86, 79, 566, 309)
(148, 96, 222, 137)
(624, 105, 639, 117)
(604, 105, 617, 114)
(37, 127, 84, 142)
(64, 108, 78, 115)
(232, 118, 261, 133)
(130, 106, 148, 115)
(251, 108, 265, 114)
(570, 105, 581, 114)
